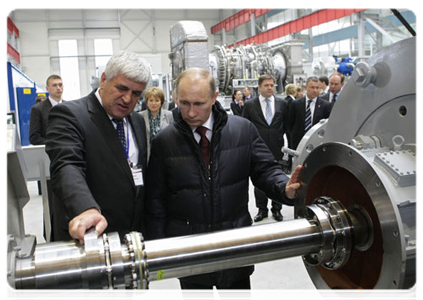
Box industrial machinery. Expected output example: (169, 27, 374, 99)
(7, 35, 415, 290)
(169, 21, 304, 101)
(286, 36, 416, 289)
(311, 56, 356, 78)
(209, 43, 276, 95)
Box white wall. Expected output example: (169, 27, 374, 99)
(11, 9, 235, 97)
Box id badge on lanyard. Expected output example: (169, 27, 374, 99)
(131, 166, 144, 186)
(125, 121, 144, 186)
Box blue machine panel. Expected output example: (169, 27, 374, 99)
(16, 87, 36, 146)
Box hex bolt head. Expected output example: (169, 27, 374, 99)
(353, 62, 377, 88)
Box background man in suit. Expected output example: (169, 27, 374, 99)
(146, 68, 302, 289)
(29, 75, 64, 234)
(29, 75, 64, 145)
(243, 86, 252, 101)
(282, 83, 298, 174)
(242, 74, 289, 222)
(321, 72, 344, 108)
(230, 89, 244, 116)
(318, 76, 329, 95)
(46, 51, 150, 243)
(289, 76, 332, 152)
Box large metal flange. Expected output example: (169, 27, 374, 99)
(123, 232, 148, 289)
(313, 197, 353, 270)
(303, 197, 353, 270)
(303, 204, 335, 266)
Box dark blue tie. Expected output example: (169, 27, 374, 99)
(304, 100, 312, 132)
(112, 118, 127, 152)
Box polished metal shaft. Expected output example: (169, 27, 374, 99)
(145, 218, 322, 281)
(12, 199, 358, 289)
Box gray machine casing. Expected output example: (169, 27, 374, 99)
(292, 37, 415, 289)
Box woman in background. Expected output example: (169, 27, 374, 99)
(140, 87, 173, 161)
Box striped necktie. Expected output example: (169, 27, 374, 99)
(265, 98, 273, 125)
(112, 118, 127, 152)
(304, 100, 312, 132)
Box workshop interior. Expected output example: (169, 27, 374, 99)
(6, 8, 416, 292)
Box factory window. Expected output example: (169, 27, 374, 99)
(58, 40, 81, 100)
(94, 39, 113, 77)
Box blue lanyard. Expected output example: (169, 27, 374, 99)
(125, 120, 130, 160)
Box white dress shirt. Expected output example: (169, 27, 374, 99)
(305, 97, 317, 122)
(49, 97, 63, 107)
(192, 111, 214, 144)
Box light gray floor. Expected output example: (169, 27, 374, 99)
(22, 179, 316, 290)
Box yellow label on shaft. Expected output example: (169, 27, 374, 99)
(157, 270, 165, 280)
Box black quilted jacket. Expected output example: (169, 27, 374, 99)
(146, 101, 292, 286)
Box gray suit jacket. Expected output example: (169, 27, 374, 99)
(140, 109, 174, 161)
(46, 90, 148, 241)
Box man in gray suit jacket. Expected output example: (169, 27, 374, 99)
(46, 51, 150, 243)
(242, 74, 289, 223)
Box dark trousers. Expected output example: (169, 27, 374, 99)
(254, 187, 282, 212)
(179, 276, 251, 300)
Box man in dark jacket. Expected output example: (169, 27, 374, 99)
(46, 51, 150, 243)
(146, 68, 302, 289)
(242, 74, 289, 223)
(29, 75, 64, 145)
(289, 76, 332, 151)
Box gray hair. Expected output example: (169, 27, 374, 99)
(306, 76, 319, 86)
(104, 51, 151, 84)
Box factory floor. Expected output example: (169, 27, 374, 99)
(24, 182, 322, 300)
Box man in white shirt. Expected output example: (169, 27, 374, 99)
(321, 72, 344, 108)
(242, 74, 290, 223)
(243, 86, 253, 101)
(318, 76, 329, 95)
(45, 51, 150, 243)
(289, 76, 332, 151)
(29, 74, 65, 240)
